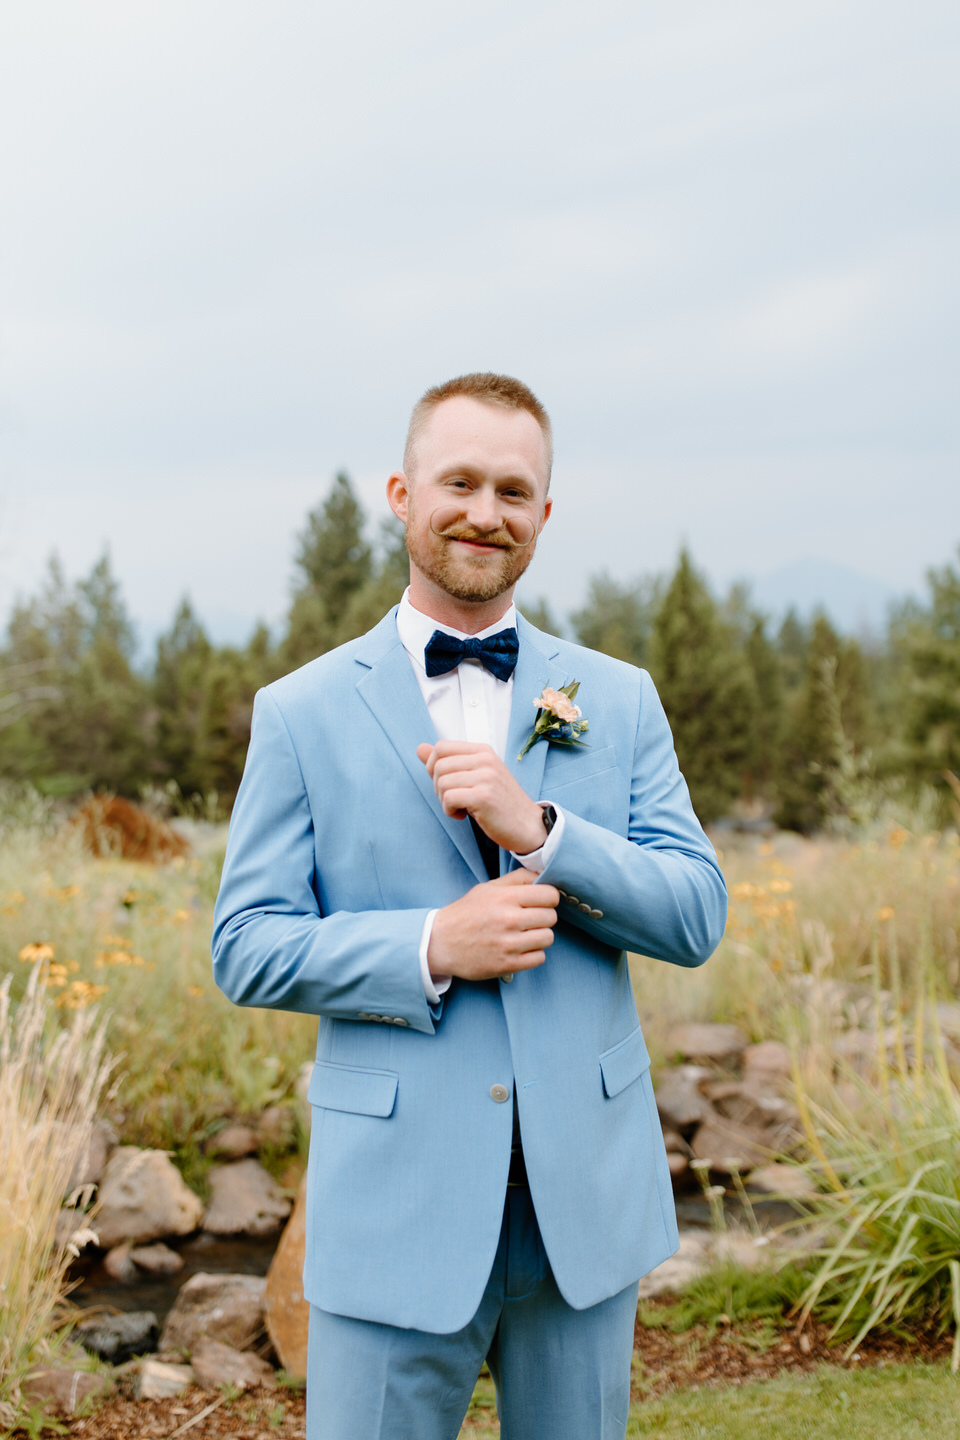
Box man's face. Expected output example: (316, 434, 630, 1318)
(388, 396, 552, 608)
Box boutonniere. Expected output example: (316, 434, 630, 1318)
(517, 681, 590, 760)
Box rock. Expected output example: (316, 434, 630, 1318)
(103, 1242, 138, 1282)
(666, 1151, 689, 1180)
(130, 1241, 184, 1276)
(701, 1080, 798, 1132)
(76, 1310, 159, 1363)
(160, 1272, 267, 1355)
(22, 1366, 110, 1416)
(638, 1232, 712, 1298)
(55, 1208, 99, 1255)
(256, 1104, 297, 1149)
(690, 1115, 774, 1175)
(203, 1158, 291, 1237)
(60, 1118, 117, 1193)
(743, 1041, 792, 1089)
(667, 1023, 749, 1065)
(95, 1147, 204, 1248)
(206, 1123, 259, 1159)
(191, 1339, 276, 1393)
(137, 1360, 195, 1399)
(747, 1162, 817, 1200)
(264, 1176, 309, 1377)
(654, 1065, 712, 1131)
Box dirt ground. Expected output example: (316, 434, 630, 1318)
(56, 1316, 954, 1439)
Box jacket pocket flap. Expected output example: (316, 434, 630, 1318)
(308, 1061, 399, 1117)
(545, 744, 618, 793)
(599, 1026, 651, 1098)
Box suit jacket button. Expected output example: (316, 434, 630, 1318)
(590, 908, 603, 919)
(489, 1084, 510, 1103)
(392, 1017, 408, 1026)
(567, 894, 581, 906)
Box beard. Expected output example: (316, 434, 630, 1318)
(404, 514, 536, 604)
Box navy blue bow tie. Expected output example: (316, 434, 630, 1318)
(424, 627, 519, 683)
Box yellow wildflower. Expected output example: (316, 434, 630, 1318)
(172, 909, 191, 924)
(186, 985, 205, 998)
(877, 906, 895, 922)
(56, 981, 108, 1010)
(19, 942, 55, 964)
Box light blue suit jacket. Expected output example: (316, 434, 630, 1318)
(212, 610, 727, 1334)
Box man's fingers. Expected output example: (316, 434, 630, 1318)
(489, 868, 538, 887)
(416, 742, 435, 774)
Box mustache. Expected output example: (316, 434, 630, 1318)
(428, 508, 537, 549)
(440, 523, 516, 549)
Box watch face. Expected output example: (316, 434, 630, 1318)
(541, 803, 557, 836)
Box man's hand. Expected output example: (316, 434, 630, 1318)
(416, 740, 547, 854)
(428, 869, 559, 982)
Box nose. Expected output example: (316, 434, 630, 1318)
(464, 484, 502, 533)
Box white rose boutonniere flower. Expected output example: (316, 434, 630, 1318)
(517, 681, 590, 760)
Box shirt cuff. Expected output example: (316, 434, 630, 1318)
(419, 909, 451, 1002)
(512, 804, 565, 874)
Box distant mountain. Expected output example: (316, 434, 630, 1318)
(748, 558, 906, 637)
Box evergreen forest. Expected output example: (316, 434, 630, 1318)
(1, 472, 958, 833)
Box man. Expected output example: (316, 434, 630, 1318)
(212, 373, 727, 1440)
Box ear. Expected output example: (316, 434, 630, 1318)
(538, 496, 553, 533)
(386, 470, 410, 524)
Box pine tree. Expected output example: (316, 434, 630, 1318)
(902, 549, 960, 802)
(773, 613, 870, 833)
(648, 551, 757, 824)
(152, 597, 213, 796)
(0, 554, 147, 794)
(282, 473, 373, 669)
(570, 572, 657, 668)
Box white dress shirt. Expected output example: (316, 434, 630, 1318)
(396, 590, 564, 1002)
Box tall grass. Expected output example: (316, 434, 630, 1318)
(792, 1000, 960, 1369)
(0, 811, 316, 1177)
(632, 825, 960, 1066)
(0, 968, 112, 1428)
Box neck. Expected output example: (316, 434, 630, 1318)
(406, 572, 515, 635)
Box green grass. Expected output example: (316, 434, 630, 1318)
(459, 1364, 959, 1439)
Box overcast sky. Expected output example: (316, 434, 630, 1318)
(1, 0, 957, 648)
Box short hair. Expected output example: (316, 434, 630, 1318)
(403, 372, 553, 479)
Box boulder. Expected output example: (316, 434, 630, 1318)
(203, 1158, 291, 1237)
(256, 1104, 297, 1150)
(747, 1162, 817, 1200)
(742, 1041, 792, 1089)
(61, 1118, 117, 1193)
(95, 1147, 204, 1248)
(160, 1272, 266, 1355)
(22, 1366, 110, 1417)
(206, 1123, 259, 1160)
(137, 1360, 194, 1400)
(103, 1242, 138, 1282)
(130, 1241, 184, 1276)
(264, 1176, 309, 1377)
(667, 1023, 749, 1065)
(654, 1065, 712, 1131)
(690, 1114, 774, 1175)
(638, 1232, 712, 1298)
(191, 1339, 276, 1393)
(76, 1310, 159, 1363)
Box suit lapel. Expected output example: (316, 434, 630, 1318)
(505, 618, 571, 809)
(354, 611, 574, 883)
(354, 611, 488, 882)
